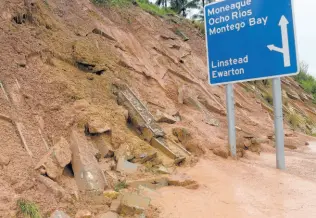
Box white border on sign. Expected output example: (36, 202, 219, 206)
(203, 0, 300, 86)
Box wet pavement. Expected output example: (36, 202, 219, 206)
(150, 145, 316, 218)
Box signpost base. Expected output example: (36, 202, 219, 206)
(272, 77, 285, 170)
(226, 84, 236, 157)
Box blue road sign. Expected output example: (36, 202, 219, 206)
(204, 0, 299, 85)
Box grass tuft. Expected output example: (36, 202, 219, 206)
(287, 113, 301, 129)
(192, 21, 205, 35)
(114, 181, 128, 192)
(293, 62, 316, 100)
(17, 199, 41, 218)
(263, 92, 273, 105)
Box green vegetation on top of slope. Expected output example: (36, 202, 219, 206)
(293, 62, 316, 103)
(91, 0, 131, 7)
(136, 0, 175, 16)
(91, 0, 175, 16)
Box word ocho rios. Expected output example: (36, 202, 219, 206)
(205, 0, 267, 35)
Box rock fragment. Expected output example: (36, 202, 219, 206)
(50, 210, 71, 218)
(168, 173, 199, 189)
(287, 90, 300, 100)
(155, 110, 177, 124)
(110, 199, 121, 213)
(213, 146, 229, 159)
(70, 130, 108, 192)
(86, 118, 111, 135)
(38, 175, 66, 199)
(157, 166, 169, 174)
(120, 193, 150, 215)
(35, 137, 71, 179)
(116, 157, 138, 174)
(75, 209, 92, 218)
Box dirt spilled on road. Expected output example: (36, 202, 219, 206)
(150, 149, 316, 218)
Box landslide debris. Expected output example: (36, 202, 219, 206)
(0, 0, 315, 216)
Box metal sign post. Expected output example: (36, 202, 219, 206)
(204, 0, 299, 167)
(226, 84, 236, 157)
(272, 78, 286, 169)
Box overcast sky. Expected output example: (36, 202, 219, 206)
(294, 0, 316, 76)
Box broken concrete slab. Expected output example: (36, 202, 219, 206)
(113, 83, 164, 139)
(96, 212, 119, 218)
(70, 130, 108, 192)
(50, 210, 71, 218)
(120, 193, 151, 215)
(116, 157, 138, 174)
(35, 137, 72, 180)
(155, 110, 177, 124)
(113, 83, 189, 161)
(150, 137, 177, 159)
(75, 209, 92, 218)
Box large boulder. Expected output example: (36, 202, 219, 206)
(35, 137, 72, 179)
(70, 130, 108, 193)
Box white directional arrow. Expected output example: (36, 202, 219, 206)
(267, 15, 291, 67)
